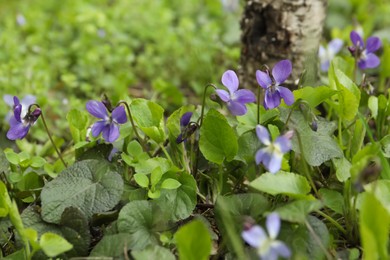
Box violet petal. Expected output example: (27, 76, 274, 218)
(13, 104, 22, 122)
(180, 112, 193, 126)
(274, 136, 292, 154)
(227, 101, 247, 116)
(268, 152, 283, 174)
(256, 125, 271, 145)
(360, 53, 380, 69)
(86, 100, 109, 119)
(271, 241, 292, 258)
(112, 106, 127, 124)
(277, 86, 294, 105)
(266, 213, 281, 239)
(233, 89, 256, 103)
(264, 90, 281, 110)
(216, 89, 230, 102)
(221, 70, 239, 93)
(366, 36, 382, 53)
(91, 121, 106, 137)
(104, 123, 120, 143)
(272, 60, 292, 84)
(241, 225, 266, 248)
(3, 95, 14, 107)
(328, 39, 344, 55)
(350, 31, 364, 48)
(7, 123, 30, 140)
(256, 70, 272, 89)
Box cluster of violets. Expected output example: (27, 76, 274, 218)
(319, 30, 382, 72)
(3, 29, 383, 259)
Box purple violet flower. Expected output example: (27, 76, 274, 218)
(255, 125, 293, 174)
(242, 213, 291, 260)
(256, 60, 295, 110)
(216, 70, 256, 116)
(4, 94, 36, 122)
(318, 39, 344, 72)
(6, 96, 41, 140)
(176, 112, 198, 144)
(349, 30, 382, 70)
(86, 100, 127, 143)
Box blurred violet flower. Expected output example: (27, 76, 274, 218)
(318, 39, 344, 72)
(176, 112, 198, 144)
(16, 13, 26, 26)
(348, 30, 382, 70)
(242, 213, 291, 260)
(256, 60, 294, 110)
(7, 96, 41, 140)
(255, 125, 293, 174)
(216, 70, 256, 116)
(86, 100, 127, 143)
(4, 94, 36, 122)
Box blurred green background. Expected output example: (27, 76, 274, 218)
(1, 0, 390, 145)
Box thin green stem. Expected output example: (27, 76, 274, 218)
(305, 220, 333, 260)
(37, 107, 67, 168)
(257, 86, 261, 124)
(295, 130, 318, 196)
(315, 210, 347, 235)
(118, 101, 152, 157)
(198, 83, 217, 127)
(159, 144, 173, 165)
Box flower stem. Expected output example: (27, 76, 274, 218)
(295, 130, 318, 196)
(257, 86, 261, 124)
(37, 107, 67, 168)
(315, 210, 347, 235)
(198, 83, 217, 127)
(118, 101, 152, 157)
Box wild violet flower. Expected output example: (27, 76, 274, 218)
(255, 125, 292, 174)
(216, 70, 256, 116)
(318, 39, 344, 72)
(6, 96, 41, 140)
(348, 30, 382, 70)
(176, 112, 198, 144)
(256, 60, 294, 110)
(4, 94, 36, 122)
(242, 213, 291, 260)
(86, 100, 127, 143)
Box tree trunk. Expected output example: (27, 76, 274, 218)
(239, 0, 327, 88)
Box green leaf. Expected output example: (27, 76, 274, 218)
(132, 245, 175, 260)
(130, 98, 165, 143)
(235, 130, 260, 163)
(250, 171, 311, 198)
(360, 192, 390, 260)
(67, 109, 89, 143)
(117, 200, 162, 249)
(134, 173, 150, 188)
(41, 160, 124, 224)
(60, 207, 91, 257)
(150, 167, 164, 187)
(155, 173, 197, 221)
(332, 157, 351, 182)
(175, 219, 211, 260)
(236, 103, 279, 135)
(293, 86, 337, 108)
(281, 109, 343, 166)
(350, 143, 380, 180)
(368, 96, 378, 119)
(4, 148, 20, 165)
(127, 140, 144, 157)
(199, 109, 238, 164)
(161, 178, 181, 189)
(0, 148, 9, 173)
(282, 216, 330, 259)
(364, 180, 390, 215)
(134, 157, 172, 174)
(40, 232, 73, 257)
(276, 199, 322, 223)
(90, 233, 134, 257)
(318, 188, 344, 214)
(329, 58, 360, 121)
(0, 181, 11, 217)
(380, 135, 390, 158)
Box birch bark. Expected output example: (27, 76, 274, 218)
(239, 0, 327, 88)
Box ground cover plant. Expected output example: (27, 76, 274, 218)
(2, 0, 390, 259)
